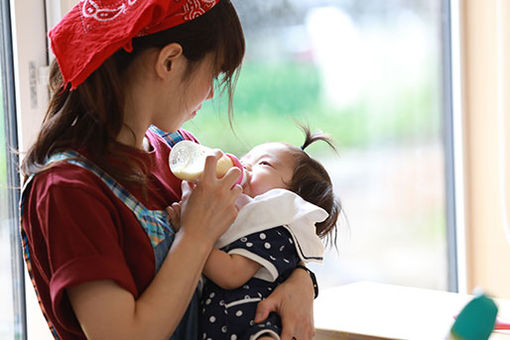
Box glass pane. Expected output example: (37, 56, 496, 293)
(185, 0, 447, 290)
(0, 68, 15, 339)
(1, 2, 24, 337)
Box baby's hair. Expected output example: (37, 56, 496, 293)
(286, 126, 341, 248)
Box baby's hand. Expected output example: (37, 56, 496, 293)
(166, 202, 182, 231)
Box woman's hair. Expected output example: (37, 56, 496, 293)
(286, 126, 341, 248)
(21, 0, 245, 188)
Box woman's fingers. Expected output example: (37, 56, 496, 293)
(222, 166, 242, 188)
(254, 297, 276, 323)
(177, 151, 243, 241)
(202, 151, 242, 188)
(255, 269, 316, 340)
(254, 296, 306, 340)
(181, 181, 194, 200)
(201, 152, 222, 182)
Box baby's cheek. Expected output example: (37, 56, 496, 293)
(246, 180, 261, 197)
(251, 181, 275, 197)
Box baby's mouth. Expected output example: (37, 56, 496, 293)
(240, 177, 251, 196)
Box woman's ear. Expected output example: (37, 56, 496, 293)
(155, 43, 184, 79)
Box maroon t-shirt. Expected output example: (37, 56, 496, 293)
(21, 128, 197, 339)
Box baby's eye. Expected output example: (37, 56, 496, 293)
(259, 161, 271, 166)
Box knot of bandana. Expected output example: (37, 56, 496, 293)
(49, 0, 220, 90)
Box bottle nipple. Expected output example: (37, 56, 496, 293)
(224, 153, 247, 187)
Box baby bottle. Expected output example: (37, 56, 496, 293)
(169, 140, 245, 185)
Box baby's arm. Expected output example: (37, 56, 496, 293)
(203, 249, 261, 290)
(167, 204, 260, 289)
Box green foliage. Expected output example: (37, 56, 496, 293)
(231, 61, 321, 116)
(184, 60, 440, 156)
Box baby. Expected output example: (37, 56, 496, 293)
(168, 127, 341, 340)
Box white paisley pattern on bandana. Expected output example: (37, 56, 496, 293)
(82, 0, 216, 23)
(82, 0, 140, 22)
(180, 0, 217, 21)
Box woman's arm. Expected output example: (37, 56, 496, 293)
(68, 231, 211, 339)
(254, 266, 316, 340)
(203, 249, 261, 289)
(68, 154, 243, 339)
(169, 205, 260, 289)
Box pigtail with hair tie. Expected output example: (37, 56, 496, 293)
(290, 122, 342, 249)
(298, 124, 337, 153)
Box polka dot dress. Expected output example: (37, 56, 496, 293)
(199, 226, 300, 339)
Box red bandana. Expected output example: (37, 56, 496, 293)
(49, 0, 220, 90)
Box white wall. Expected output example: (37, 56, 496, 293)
(461, 0, 510, 298)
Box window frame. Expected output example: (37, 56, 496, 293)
(8, 0, 50, 338)
(443, 0, 461, 293)
(448, 0, 468, 294)
(0, 0, 26, 339)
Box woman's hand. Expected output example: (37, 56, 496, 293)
(178, 152, 242, 245)
(255, 268, 315, 340)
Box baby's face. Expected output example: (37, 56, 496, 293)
(240, 142, 296, 198)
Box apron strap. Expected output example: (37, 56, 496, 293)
(149, 125, 184, 147)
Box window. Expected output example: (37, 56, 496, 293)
(0, 1, 25, 339)
(16, 0, 455, 337)
(187, 0, 451, 291)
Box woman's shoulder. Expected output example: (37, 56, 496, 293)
(27, 161, 114, 203)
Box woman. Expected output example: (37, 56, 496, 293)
(20, 1, 316, 339)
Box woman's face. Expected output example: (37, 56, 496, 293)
(178, 54, 217, 125)
(156, 53, 217, 132)
(240, 142, 297, 198)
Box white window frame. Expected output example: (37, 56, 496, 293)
(460, 0, 510, 297)
(449, 0, 467, 294)
(9, 1, 52, 338)
(1, 0, 25, 338)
